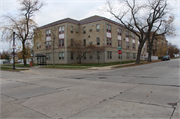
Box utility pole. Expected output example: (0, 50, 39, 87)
(13, 32, 16, 70)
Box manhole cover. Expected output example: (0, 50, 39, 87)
(74, 77, 84, 79)
(99, 77, 107, 79)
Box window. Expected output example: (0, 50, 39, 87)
(71, 52, 73, 59)
(126, 53, 130, 59)
(46, 41, 51, 49)
(97, 51, 100, 59)
(118, 54, 122, 59)
(97, 37, 100, 45)
(118, 28, 121, 35)
(62, 26, 64, 33)
(83, 27, 86, 34)
(126, 31, 129, 37)
(37, 43, 39, 49)
(46, 53, 51, 60)
(59, 26, 65, 34)
(107, 51, 112, 59)
(133, 53, 136, 59)
(59, 39, 64, 47)
(133, 43, 135, 49)
(62, 52, 64, 59)
(132, 39, 135, 49)
(106, 24, 111, 32)
(71, 26, 73, 33)
(126, 41, 129, 49)
(59, 52, 64, 60)
(46, 30, 51, 37)
(83, 52, 86, 59)
(59, 52, 61, 59)
(96, 24, 99, 32)
(83, 39, 86, 46)
(71, 39, 73, 46)
(107, 38, 111, 46)
(118, 40, 121, 47)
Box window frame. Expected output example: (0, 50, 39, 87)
(71, 26, 73, 33)
(97, 37, 100, 45)
(59, 39, 64, 47)
(83, 39, 86, 46)
(118, 40, 122, 47)
(126, 41, 129, 49)
(107, 38, 112, 46)
(83, 27, 86, 34)
(106, 24, 111, 33)
(59, 52, 64, 60)
(118, 28, 121, 35)
(96, 24, 100, 32)
(71, 52, 73, 59)
(46, 41, 51, 49)
(59, 26, 65, 34)
(107, 51, 112, 59)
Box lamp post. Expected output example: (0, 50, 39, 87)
(13, 32, 16, 69)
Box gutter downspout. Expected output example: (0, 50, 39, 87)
(65, 22, 67, 64)
(104, 20, 106, 63)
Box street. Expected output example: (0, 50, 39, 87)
(0, 59, 180, 119)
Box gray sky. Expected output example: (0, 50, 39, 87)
(0, 0, 179, 52)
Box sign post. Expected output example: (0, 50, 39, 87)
(118, 47, 122, 67)
(13, 32, 16, 70)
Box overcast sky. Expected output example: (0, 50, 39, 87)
(0, 0, 179, 52)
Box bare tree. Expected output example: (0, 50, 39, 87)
(147, 15, 175, 62)
(1, 0, 44, 66)
(50, 28, 59, 67)
(69, 40, 105, 64)
(104, 0, 172, 63)
(168, 43, 179, 57)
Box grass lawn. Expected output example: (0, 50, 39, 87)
(46, 60, 138, 67)
(113, 60, 161, 68)
(43, 66, 91, 69)
(1, 67, 29, 71)
(2, 63, 37, 67)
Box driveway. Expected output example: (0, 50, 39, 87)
(1, 59, 179, 119)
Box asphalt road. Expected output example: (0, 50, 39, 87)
(0, 59, 180, 119)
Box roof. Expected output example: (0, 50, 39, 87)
(39, 15, 126, 29)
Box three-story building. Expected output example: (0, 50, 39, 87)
(34, 15, 147, 64)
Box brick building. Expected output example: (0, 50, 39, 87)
(34, 15, 147, 64)
(147, 34, 168, 56)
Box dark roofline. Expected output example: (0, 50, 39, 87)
(38, 15, 138, 33)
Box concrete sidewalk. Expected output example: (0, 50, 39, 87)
(88, 62, 136, 70)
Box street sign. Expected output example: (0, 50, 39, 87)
(118, 50, 122, 54)
(118, 47, 122, 50)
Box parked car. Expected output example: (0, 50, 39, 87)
(162, 55, 170, 61)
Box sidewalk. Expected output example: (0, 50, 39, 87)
(88, 62, 136, 70)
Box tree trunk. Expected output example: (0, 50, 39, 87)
(136, 44, 143, 64)
(22, 41, 27, 66)
(78, 58, 81, 64)
(148, 37, 152, 62)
